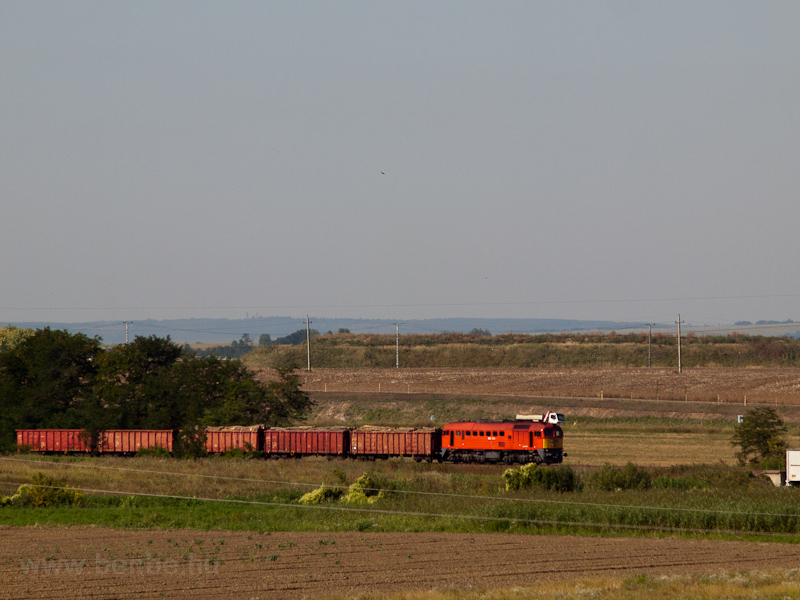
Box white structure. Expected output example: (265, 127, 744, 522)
(786, 450, 800, 486)
(516, 411, 565, 425)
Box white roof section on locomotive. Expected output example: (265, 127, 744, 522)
(515, 411, 565, 425)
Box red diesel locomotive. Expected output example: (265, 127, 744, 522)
(441, 419, 564, 464)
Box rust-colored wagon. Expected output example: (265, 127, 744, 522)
(349, 426, 441, 461)
(100, 429, 174, 454)
(16, 429, 89, 453)
(204, 425, 263, 454)
(263, 427, 349, 457)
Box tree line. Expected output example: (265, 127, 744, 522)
(0, 328, 313, 453)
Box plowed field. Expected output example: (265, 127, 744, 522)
(5, 528, 800, 600)
(293, 367, 800, 405)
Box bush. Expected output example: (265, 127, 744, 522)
(2, 472, 82, 508)
(299, 472, 390, 505)
(173, 429, 208, 459)
(342, 474, 384, 504)
(219, 445, 263, 459)
(589, 462, 651, 491)
(298, 485, 344, 505)
(135, 445, 171, 458)
(503, 464, 581, 492)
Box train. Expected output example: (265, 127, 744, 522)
(15, 414, 565, 465)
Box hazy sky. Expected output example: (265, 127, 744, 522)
(2, 1, 799, 327)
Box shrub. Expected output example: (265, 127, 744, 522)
(173, 429, 208, 459)
(503, 463, 581, 492)
(135, 445, 171, 458)
(589, 462, 651, 491)
(342, 474, 384, 504)
(2, 472, 82, 507)
(298, 485, 343, 505)
(219, 446, 263, 459)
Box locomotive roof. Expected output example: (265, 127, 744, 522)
(443, 420, 553, 429)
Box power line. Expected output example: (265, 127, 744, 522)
(4, 480, 799, 539)
(3, 456, 799, 520)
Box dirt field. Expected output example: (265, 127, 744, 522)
(293, 367, 800, 406)
(283, 367, 800, 430)
(4, 527, 800, 599)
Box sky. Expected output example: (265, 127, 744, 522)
(2, 1, 799, 328)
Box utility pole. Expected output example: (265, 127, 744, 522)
(306, 316, 312, 372)
(394, 323, 403, 368)
(676, 314, 684, 374)
(647, 324, 652, 367)
(124, 321, 131, 345)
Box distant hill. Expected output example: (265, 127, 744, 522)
(7, 317, 658, 345)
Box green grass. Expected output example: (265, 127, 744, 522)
(3, 454, 800, 541)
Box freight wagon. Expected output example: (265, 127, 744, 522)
(17, 429, 89, 454)
(204, 425, 263, 454)
(263, 427, 349, 458)
(349, 426, 440, 461)
(101, 430, 174, 454)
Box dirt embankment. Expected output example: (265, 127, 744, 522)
(5, 528, 800, 600)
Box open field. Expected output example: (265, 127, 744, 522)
(286, 367, 800, 407)
(5, 367, 800, 599)
(4, 527, 800, 600)
(4, 450, 800, 599)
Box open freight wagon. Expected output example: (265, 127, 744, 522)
(349, 426, 440, 461)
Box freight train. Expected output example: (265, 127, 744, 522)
(15, 416, 565, 465)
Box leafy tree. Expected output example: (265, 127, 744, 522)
(258, 333, 273, 346)
(91, 335, 184, 431)
(261, 365, 315, 425)
(0, 328, 101, 449)
(201, 364, 313, 426)
(275, 329, 320, 345)
(200, 334, 257, 359)
(0, 326, 35, 353)
(731, 407, 788, 466)
(0, 331, 313, 451)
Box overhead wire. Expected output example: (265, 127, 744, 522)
(3, 479, 798, 539)
(3, 456, 800, 521)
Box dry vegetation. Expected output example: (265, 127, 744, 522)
(277, 366, 800, 407)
